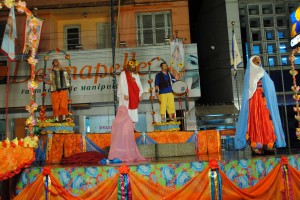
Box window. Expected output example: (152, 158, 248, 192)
(252, 45, 260, 54)
(278, 31, 285, 39)
(136, 12, 171, 46)
(267, 44, 275, 54)
(281, 57, 288, 65)
(268, 57, 274, 66)
(295, 56, 300, 65)
(266, 31, 274, 40)
(97, 22, 113, 49)
(64, 25, 81, 50)
(280, 44, 287, 53)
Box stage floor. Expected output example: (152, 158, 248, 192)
(34, 147, 300, 167)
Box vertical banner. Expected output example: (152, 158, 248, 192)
(1, 6, 17, 61)
(170, 39, 185, 79)
(230, 32, 242, 77)
(23, 16, 44, 53)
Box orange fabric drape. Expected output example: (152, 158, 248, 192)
(197, 130, 221, 155)
(15, 173, 80, 200)
(129, 171, 173, 199)
(87, 134, 111, 149)
(78, 173, 119, 200)
(47, 135, 65, 164)
(14, 162, 300, 200)
(47, 134, 81, 164)
(146, 131, 194, 143)
(221, 164, 285, 199)
(63, 134, 82, 157)
(0, 146, 35, 181)
(288, 163, 300, 198)
(164, 167, 211, 200)
(86, 133, 141, 150)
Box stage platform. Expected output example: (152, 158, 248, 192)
(14, 149, 300, 199)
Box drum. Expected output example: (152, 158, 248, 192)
(50, 70, 70, 91)
(172, 81, 188, 96)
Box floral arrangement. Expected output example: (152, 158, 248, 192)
(147, 57, 164, 123)
(152, 121, 181, 132)
(0, 136, 39, 149)
(290, 47, 300, 140)
(41, 130, 74, 134)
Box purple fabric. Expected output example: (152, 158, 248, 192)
(108, 106, 146, 162)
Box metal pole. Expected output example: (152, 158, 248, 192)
(280, 65, 290, 149)
(110, 0, 117, 116)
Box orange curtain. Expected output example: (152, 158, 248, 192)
(0, 146, 35, 181)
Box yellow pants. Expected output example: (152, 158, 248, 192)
(159, 93, 175, 115)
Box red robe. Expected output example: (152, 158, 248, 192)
(125, 71, 140, 109)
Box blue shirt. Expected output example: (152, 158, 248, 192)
(155, 72, 176, 94)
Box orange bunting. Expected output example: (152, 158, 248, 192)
(280, 156, 288, 165)
(119, 165, 130, 174)
(42, 166, 51, 176)
(208, 159, 219, 170)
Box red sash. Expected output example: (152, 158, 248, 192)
(125, 71, 140, 109)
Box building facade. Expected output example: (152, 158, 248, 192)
(0, 0, 200, 139)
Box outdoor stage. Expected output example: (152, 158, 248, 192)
(13, 130, 300, 199)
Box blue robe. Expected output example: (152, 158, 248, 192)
(234, 61, 286, 150)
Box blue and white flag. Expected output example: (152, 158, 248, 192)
(230, 32, 242, 78)
(1, 6, 17, 61)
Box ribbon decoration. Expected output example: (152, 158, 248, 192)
(118, 166, 132, 200)
(281, 156, 293, 200)
(195, 130, 198, 154)
(42, 166, 52, 200)
(209, 160, 222, 200)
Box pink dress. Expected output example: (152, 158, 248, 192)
(108, 106, 146, 162)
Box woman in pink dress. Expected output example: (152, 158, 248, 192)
(108, 105, 146, 162)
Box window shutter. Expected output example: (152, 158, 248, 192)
(97, 22, 112, 49)
(155, 14, 166, 44)
(142, 15, 153, 45)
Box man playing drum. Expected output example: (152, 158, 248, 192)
(155, 62, 177, 122)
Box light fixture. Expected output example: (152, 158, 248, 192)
(83, 12, 88, 18)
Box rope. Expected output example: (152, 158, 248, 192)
(5, 61, 10, 138)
